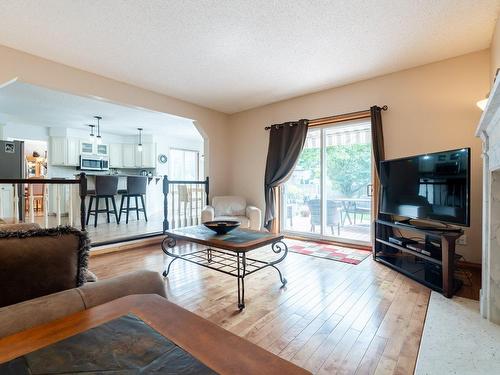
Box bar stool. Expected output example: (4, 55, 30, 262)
(86, 176, 119, 227)
(119, 176, 148, 224)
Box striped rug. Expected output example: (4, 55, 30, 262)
(287, 239, 371, 265)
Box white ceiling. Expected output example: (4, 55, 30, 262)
(0, 1, 498, 114)
(0, 81, 200, 139)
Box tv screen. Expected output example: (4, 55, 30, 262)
(379, 148, 470, 226)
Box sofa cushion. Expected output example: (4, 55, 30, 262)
(214, 215, 250, 228)
(212, 196, 247, 216)
(0, 226, 90, 308)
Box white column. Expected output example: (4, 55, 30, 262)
(43, 184, 49, 228)
(29, 184, 34, 223)
(56, 185, 61, 226)
(480, 130, 490, 319)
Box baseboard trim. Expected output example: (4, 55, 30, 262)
(90, 235, 164, 256)
(457, 260, 481, 270)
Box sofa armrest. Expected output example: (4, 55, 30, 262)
(0, 288, 85, 339)
(201, 205, 215, 223)
(246, 206, 262, 230)
(77, 270, 166, 309)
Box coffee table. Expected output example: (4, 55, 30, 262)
(162, 226, 288, 310)
(0, 295, 310, 375)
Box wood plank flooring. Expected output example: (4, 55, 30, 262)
(90, 242, 431, 375)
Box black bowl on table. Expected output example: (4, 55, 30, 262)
(203, 220, 241, 235)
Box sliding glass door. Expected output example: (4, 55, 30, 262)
(282, 120, 372, 245)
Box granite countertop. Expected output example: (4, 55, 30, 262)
(75, 173, 163, 179)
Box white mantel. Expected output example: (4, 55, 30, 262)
(476, 77, 500, 324)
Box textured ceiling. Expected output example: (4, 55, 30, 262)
(0, 1, 498, 114)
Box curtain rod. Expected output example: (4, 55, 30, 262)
(264, 105, 388, 130)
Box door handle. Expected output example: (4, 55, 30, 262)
(367, 184, 373, 197)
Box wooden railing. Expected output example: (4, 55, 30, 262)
(0, 173, 88, 230)
(163, 176, 209, 231)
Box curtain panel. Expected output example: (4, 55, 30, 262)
(370, 105, 390, 244)
(264, 119, 309, 230)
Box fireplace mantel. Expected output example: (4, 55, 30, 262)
(476, 77, 500, 324)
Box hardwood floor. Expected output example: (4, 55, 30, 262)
(90, 242, 431, 374)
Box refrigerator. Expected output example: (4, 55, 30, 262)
(0, 140, 26, 220)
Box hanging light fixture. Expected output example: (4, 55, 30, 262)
(137, 128, 143, 152)
(94, 116, 102, 145)
(88, 124, 95, 142)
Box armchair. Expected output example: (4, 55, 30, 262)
(201, 196, 262, 230)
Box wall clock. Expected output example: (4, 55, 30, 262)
(158, 154, 168, 164)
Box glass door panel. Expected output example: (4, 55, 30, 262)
(282, 121, 372, 245)
(282, 129, 321, 235)
(324, 122, 372, 243)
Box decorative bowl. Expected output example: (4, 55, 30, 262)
(203, 220, 240, 235)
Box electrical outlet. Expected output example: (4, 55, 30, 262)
(457, 234, 467, 245)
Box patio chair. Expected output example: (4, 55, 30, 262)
(306, 199, 341, 235)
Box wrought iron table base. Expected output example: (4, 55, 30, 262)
(162, 238, 288, 310)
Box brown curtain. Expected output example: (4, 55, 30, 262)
(264, 119, 309, 230)
(370, 106, 391, 245)
(370, 106, 385, 179)
(370, 105, 385, 220)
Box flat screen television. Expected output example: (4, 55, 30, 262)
(379, 148, 470, 227)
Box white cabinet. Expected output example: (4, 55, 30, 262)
(140, 143, 157, 168)
(50, 137, 83, 166)
(50, 137, 67, 166)
(67, 138, 81, 166)
(121, 143, 156, 168)
(96, 144, 109, 156)
(122, 144, 136, 168)
(80, 142, 108, 157)
(109, 144, 123, 168)
(80, 141, 94, 154)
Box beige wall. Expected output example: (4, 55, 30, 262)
(0, 45, 231, 197)
(491, 17, 500, 82)
(228, 50, 490, 263)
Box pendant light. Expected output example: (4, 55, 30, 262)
(137, 128, 143, 152)
(88, 124, 95, 142)
(94, 116, 102, 145)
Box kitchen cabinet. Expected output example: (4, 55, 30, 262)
(96, 144, 109, 156)
(122, 143, 156, 168)
(80, 141, 94, 154)
(122, 144, 136, 168)
(67, 138, 81, 166)
(109, 144, 123, 168)
(140, 143, 157, 168)
(50, 137, 83, 166)
(50, 137, 68, 166)
(80, 142, 108, 157)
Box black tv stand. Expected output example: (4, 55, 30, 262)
(374, 219, 464, 298)
(394, 218, 462, 233)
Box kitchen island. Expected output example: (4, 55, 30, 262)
(68, 173, 165, 243)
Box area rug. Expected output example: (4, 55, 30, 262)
(287, 240, 371, 265)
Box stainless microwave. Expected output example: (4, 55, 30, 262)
(80, 156, 109, 171)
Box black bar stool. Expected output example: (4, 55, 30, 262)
(119, 176, 148, 224)
(86, 176, 119, 227)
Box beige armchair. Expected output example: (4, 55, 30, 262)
(201, 196, 262, 230)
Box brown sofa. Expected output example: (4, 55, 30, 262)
(0, 223, 166, 338)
